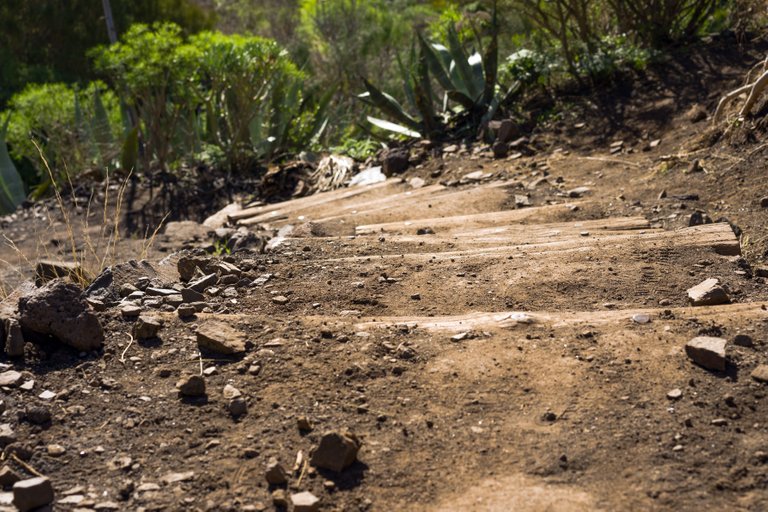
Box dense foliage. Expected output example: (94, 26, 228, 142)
(0, 0, 755, 213)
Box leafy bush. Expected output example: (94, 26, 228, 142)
(2, 82, 121, 185)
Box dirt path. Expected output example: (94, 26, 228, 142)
(3, 140, 768, 512)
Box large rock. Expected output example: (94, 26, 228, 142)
(35, 260, 84, 285)
(85, 260, 160, 306)
(751, 365, 768, 383)
(18, 281, 104, 351)
(685, 336, 727, 371)
(310, 431, 361, 472)
(687, 278, 730, 306)
(196, 321, 246, 355)
(291, 491, 320, 512)
(13, 477, 54, 512)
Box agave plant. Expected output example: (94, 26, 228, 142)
(358, 2, 519, 140)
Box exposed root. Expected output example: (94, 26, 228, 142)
(714, 55, 768, 124)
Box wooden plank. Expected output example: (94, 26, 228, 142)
(229, 178, 403, 223)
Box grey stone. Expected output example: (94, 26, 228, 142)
(568, 186, 592, 198)
(0, 465, 20, 487)
(177, 305, 196, 318)
(687, 278, 730, 306)
(228, 397, 247, 417)
(751, 364, 768, 383)
(145, 287, 178, 297)
(132, 315, 163, 340)
(13, 477, 54, 512)
(196, 321, 246, 355)
(18, 281, 104, 351)
(121, 304, 142, 318)
(310, 431, 361, 472)
(291, 491, 320, 512)
(265, 457, 287, 485)
(189, 273, 218, 293)
(176, 375, 206, 397)
(685, 336, 727, 371)
(0, 424, 16, 446)
(0, 371, 22, 387)
(181, 288, 205, 303)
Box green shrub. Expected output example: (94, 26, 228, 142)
(3, 81, 121, 185)
(92, 22, 198, 171)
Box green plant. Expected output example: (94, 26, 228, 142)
(359, 2, 519, 140)
(93, 22, 199, 171)
(2, 82, 122, 188)
(0, 116, 25, 214)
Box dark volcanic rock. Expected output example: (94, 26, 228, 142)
(19, 280, 104, 351)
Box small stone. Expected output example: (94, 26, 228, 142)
(733, 334, 754, 347)
(272, 295, 289, 305)
(567, 186, 591, 198)
(310, 431, 361, 472)
(177, 305, 196, 318)
(410, 293, 421, 300)
(0, 465, 20, 487)
(711, 418, 728, 426)
(265, 457, 287, 485)
(196, 321, 246, 354)
(687, 278, 730, 306)
(631, 314, 651, 324)
(132, 315, 163, 340)
(751, 365, 768, 383)
(0, 424, 16, 446)
(0, 371, 22, 387)
(161, 471, 194, 484)
(272, 489, 289, 508)
(176, 375, 206, 397)
(47, 444, 66, 457)
(541, 411, 557, 422)
(761, 197, 768, 208)
(291, 491, 320, 512)
(297, 416, 312, 432)
(223, 384, 242, 400)
(25, 405, 52, 425)
(667, 388, 683, 400)
(514, 195, 531, 207)
(12, 477, 54, 512)
(228, 397, 247, 417)
(685, 336, 727, 372)
(35, 260, 83, 285)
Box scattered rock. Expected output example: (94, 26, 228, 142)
(0, 371, 22, 387)
(265, 458, 288, 485)
(667, 388, 683, 400)
(188, 274, 218, 293)
(631, 314, 651, 324)
(272, 295, 289, 305)
(120, 304, 142, 318)
(223, 384, 241, 400)
(24, 405, 52, 425)
(176, 375, 206, 397)
(514, 194, 531, 207)
(272, 489, 289, 508)
(685, 336, 727, 372)
(310, 431, 361, 472)
(181, 287, 205, 303)
(228, 397, 248, 417)
(686, 104, 707, 123)
(491, 141, 508, 159)
(733, 334, 754, 347)
(132, 315, 163, 340)
(18, 280, 104, 351)
(0, 424, 16, 446)
(177, 304, 196, 318)
(196, 321, 246, 355)
(687, 278, 730, 306)
(161, 471, 194, 484)
(291, 491, 320, 512)
(382, 148, 410, 175)
(47, 444, 66, 457)
(567, 186, 591, 198)
(751, 365, 768, 383)
(0, 466, 20, 487)
(12, 477, 54, 512)
(297, 416, 313, 432)
(761, 196, 768, 208)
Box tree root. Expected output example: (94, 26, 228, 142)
(714, 56, 768, 124)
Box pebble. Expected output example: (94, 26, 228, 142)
(310, 431, 361, 472)
(0, 466, 20, 487)
(47, 444, 66, 456)
(38, 390, 56, 401)
(0, 424, 16, 446)
(272, 295, 289, 305)
(711, 418, 728, 426)
(0, 371, 22, 387)
(120, 304, 142, 318)
(687, 278, 730, 306)
(228, 398, 248, 417)
(132, 315, 163, 339)
(272, 489, 289, 508)
(177, 304, 196, 318)
(291, 491, 320, 512)
(297, 416, 313, 432)
(196, 321, 246, 354)
(631, 314, 651, 324)
(733, 334, 754, 348)
(685, 336, 727, 372)
(161, 471, 194, 484)
(265, 457, 288, 485)
(12, 477, 54, 512)
(751, 364, 768, 383)
(667, 388, 683, 400)
(176, 375, 206, 397)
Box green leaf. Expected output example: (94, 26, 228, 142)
(447, 26, 479, 100)
(361, 79, 421, 131)
(0, 116, 26, 214)
(447, 90, 477, 111)
(366, 116, 421, 138)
